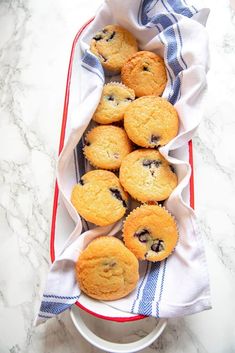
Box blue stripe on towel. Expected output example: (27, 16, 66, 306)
(175, 22, 187, 69)
(167, 0, 197, 17)
(81, 51, 104, 81)
(160, 0, 187, 70)
(146, 13, 187, 74)
(169, 75, 181, 104)
(158, 34, 173, 93)
(146, 0, 160, 13)
(160, 0, 187, 103)
(158, 24, 184, 102)
(132, 262, 151, 312)
(140, 0, 153, 25)
(139, 0, 187, 104)
(73, 150, 79, 183)
(43, 294, 79, 300)
(163, 26, 184, 76)
(140, 0, 162, 25)
(156, 259, 167, 317)
(40, 301, 72, 315)
(82, 51, 103, 73)
(138, 262, 161, 316)
(81, 63, 104, 81)
(149, 13, 174, 29)
(191, 4, 198, 13)
(148, 15, 179, 99)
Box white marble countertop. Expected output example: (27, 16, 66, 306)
(1, 0, 235, 352)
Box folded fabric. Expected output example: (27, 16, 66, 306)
(35, 0, 211, 325)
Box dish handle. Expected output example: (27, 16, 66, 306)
(70, 308, 167, 353)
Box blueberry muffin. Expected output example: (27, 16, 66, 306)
(123, 205, 178, 262)
(90, 25, 138, 73)
(76, 236, 139, 300)
(121, 51, 167, 97)
(84, 125, 132, 170)
(71, 170, 128, 226)
(93, 82, 135, 124)
(119, 149, 177, 202)
(124, 96, 179, 148)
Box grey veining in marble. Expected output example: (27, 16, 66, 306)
(0, 0, 235, 352)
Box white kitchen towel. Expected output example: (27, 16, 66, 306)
(35, 0, 211, 325)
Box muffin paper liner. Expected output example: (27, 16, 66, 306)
(123, 204, 180, 262)
(83, 126, 133, 171)
(104, 81, 136, 97)
(93, 81, 135, 124)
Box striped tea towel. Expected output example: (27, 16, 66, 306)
(35, 0, 211, 325)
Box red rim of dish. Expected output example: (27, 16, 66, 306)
(50, 18, 195, 322)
